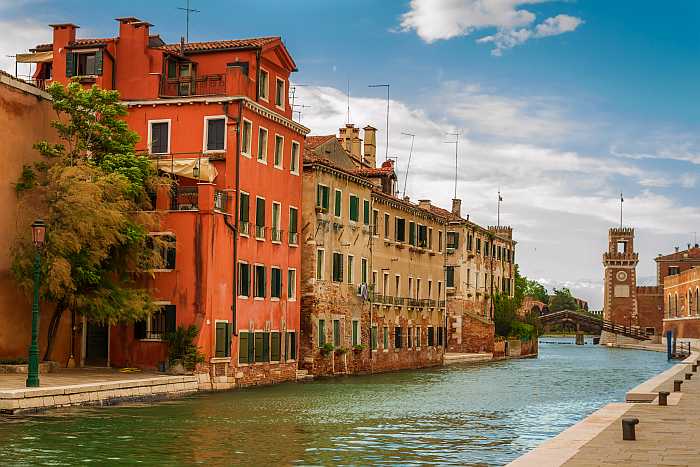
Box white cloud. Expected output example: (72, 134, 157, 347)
(0, 18, 51, 76)
(399, 0, 583, 55)
(295, 83, 700, 308)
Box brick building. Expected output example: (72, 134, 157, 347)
(23, 18, 308, 386)
(300, 124, 447, 376)
(662, 247, 700, 341)
(602, 228, 700, 343)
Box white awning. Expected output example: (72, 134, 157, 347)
(152, 158, 218, 182)
(16, 51, 53, 63)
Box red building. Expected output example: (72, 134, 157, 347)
(28, 18, 308, 386)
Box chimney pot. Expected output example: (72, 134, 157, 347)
(363, 125, 377, 168)
(452, 199, 462, 217)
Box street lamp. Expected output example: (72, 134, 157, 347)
(26, 219, 46, 388)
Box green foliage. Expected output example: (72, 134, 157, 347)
(320, 343, 335, 355)
(549, 288, 579, 313)
(494, 293, 519, 338)
(0, 358, 28, 365)
(352, 344, 366, 352)
(510, 321, 536, 341)
(524, 279, 549, 304)
(11, 81, 170, 328)
(164, 325, 205, 371)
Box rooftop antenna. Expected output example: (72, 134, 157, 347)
(620, 192, 624, 228)
(445, 131, 460, 199)
(346, 79, 351, 124)
(289, 84, 310, 110)
(292, 103, 311, 122)
(177, 0, 200, 43)
(368, 83, 390, 161)
(401, 132, 415, 199)
(497, 188, 503, 227)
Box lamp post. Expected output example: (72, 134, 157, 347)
(26, 219, 46, 388)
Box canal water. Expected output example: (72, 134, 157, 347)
(0, 337, 671, 466)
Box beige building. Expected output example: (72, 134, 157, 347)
(299, 124, 447, 376)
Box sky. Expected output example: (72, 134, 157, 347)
(3, 0, 700, 308)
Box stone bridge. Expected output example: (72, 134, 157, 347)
(539, 309, 650, 341)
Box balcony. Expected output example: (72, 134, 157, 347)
(255, 225, 266, 240)
(214, 190, 230, 213)
(160, 74, 226, 98)
(239, 221, 250, 236)
(170, 186, 199, 211)
(271, 228, 283, 243)
(288, 231, 299, 245)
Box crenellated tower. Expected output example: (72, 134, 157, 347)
(603, 227, 639, 327)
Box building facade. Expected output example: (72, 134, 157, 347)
(662, 247, 700, 340)
(25, 18, 308, 386)
(300, 125, 447, 376)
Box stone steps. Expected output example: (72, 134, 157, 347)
(295, 370, 314, 382)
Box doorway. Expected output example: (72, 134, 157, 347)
(84, 322, 109, 366)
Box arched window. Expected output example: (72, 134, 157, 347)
(696, 287, 699, 316)
(675, 293, 679, 317)
(688, 290, 692, 316)
(668, 294, 672, 318)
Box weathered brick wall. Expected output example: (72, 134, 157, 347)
(447, 298, 494, 353)
(664, 318, 700, 339)
(235, 362, 297, 387)
(636, 286, 663, 335)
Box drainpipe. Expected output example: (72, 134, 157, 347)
(369, 190, 374, 374)
(223, 99, 244, 337)
(254, 48, 261, 102)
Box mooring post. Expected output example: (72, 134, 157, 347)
(622, 418, 639, 441)
(674, 380, 683, 392)
(658, 391, 669, 406)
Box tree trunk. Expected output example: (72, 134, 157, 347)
(43, 301, 66, 362)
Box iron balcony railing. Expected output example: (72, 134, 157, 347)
(214, 190, 230, 213)
(288, 231, 299, 245)
(170, 186, 199, 211)
(160, 74, 226, 97)
(239, 221, 250, 236)
(369, 294, 443, 308)
(255, 225, 266, 240)
(271, 228, 283, 242)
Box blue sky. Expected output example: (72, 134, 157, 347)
(2, 0, 699, 307)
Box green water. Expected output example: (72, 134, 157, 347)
(0, 338, 671, 466)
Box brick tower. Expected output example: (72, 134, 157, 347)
(603, 228, 639, 327)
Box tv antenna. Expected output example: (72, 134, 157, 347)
(401, 132, 415, 199)
(368, 83, 390, 161)
(445, 131, 460, 199)
(178, 0, 200, 43)
(292, 104, 311, 122)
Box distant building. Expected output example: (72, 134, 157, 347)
(662, 247, 700, 341)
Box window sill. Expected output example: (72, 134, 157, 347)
(210, 357, 231, 364)
(271, 297, 280, 302)
(273, 165, 284, 170)
(254, 297, 265, 301)
(289, 243, 298, 248)
(288, 298, 296, 302)
(151, 268, 175, 273)
(204, 149, 226, 156)
(255, 237, 265, 242)
(271, 240, 282, 245)
(238, 295, 249, 300)
(139, 338, 164, 343)
(290, 171, 299, 176)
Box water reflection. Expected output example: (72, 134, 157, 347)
(0, 338, 671, 466)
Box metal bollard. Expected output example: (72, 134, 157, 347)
(658, 391, 670, 406)
(622, 417, 639, 441)
(693, 364, 698, 373)
(686, 373, 693, 380)
(674, 380, 683, 392)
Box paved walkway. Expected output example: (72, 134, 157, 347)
(0, 367, 164, 390)
(443, 352, 493, 364)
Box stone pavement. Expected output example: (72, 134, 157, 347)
(443, 352, 493, 364)
(0, 367, 165, 390)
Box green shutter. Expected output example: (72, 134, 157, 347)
(164, 305, 177, 334)
(262, 332, 270, 361)
(248, 330, 255, 363)
(322, 187, 329, 210)
(65, 52, 75, 77)
(95, 50, 103, 76)
(239, 332, 249, 364)
(363, 200, 370, 225)
(240, 193, 249, 222)
(271, 332, 281, 361)
(215, 322, 226, 357)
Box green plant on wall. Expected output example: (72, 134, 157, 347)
(164, 325, 205, 371)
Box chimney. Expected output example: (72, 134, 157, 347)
(675, 246, 680, 253)
(418, 199, 431, 210)
(116, 17, 151, 51)
(50, 23, 79, 50)
(452, 198, 462, 217)
(363, 125, 377, 168)
(351, 137, 362, 160)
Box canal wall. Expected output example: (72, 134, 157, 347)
(493, 338, 538, 359)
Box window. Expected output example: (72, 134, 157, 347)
(134, 305, 176, 341)
(289, 207, 298, 245)
(383, 272, 389, 294)
(394, 327, 402, 349)
(259, 69, 269, 100)
(149, 120, 170, 154)
(352, 320, 359, 346)
(415, 326, 421, 347)
(467, 269, 471, 287)
(238, 262, 250, 297)
(215, 321, 232, 358)
(66, 50, 103, 77)
(418, 225, 428, 248)
(396, 218, 406, 242)
(408, 327, 413, 348)
(476, 238, 482, 253)
(484, 241, 490, 257)
(287, 269, 296, 300)
(255, 197, 266, 239)
(271, 332, 281, 361)
(275, 78, 285, 108)
(290, 141, 300, 174)
(669, 266, 680, 276)
(438, 231, 443, 252)
(271, 267, 282, 299)
(333, 320, 341, 347)
(347, 255, 355, 284)
(239, 192, 250, 235)
(316, 249, 325, 280)
(408, 277, 413, 298)
(274, 135, 284, 168)
(428, 280, 432, 299)
(205, 117, 226, 152)
(241, 120, 252, 156)
(316, 184, 330, 212)
(318, 319, 326, 347)
(395, 275, 401, 296)
(372, 210, 379, 235)
(447, 232, 459, 250)
(467, 233, 473, 251)
(446, 266, 455, 288)
(272, 202, 281, 242)
(437, 327, 444, 347)
(149, 234, 175, 270)
(383, 326, 389, 349)
(363, 200, 371, 225)
(349, 195, 360, 222)
(334, 189, 342, 217)
(255, 265, 266, 298)
(255, 332, 270, 362)
(361, 258, 368, 284)
(371, 325, 378, 350)
(257, 127, 268, 162)
(286, 331, 297, 360)
(438, 281, 443, 300)
(416, 278, 421, 298)
(332, 252, 344, 282)
(409, 221, 416, 246)
(427, 227, 433, 249)
(428, 327, 435, 346)
(384, 213, 390, 238)
(239, 332, 254, 364)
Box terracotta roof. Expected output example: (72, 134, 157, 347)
(158, 37, 279, 54)
(352, 160, 396, 177)
(305, 135, 336, 150)
(32, 38, 114, 52)
(424, 204, 462, 221)
(657, 247, 700, 261)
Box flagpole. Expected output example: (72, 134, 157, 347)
(620, 192, 623, 228)
(497, 190, 501, 227)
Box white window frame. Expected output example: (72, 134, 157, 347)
(360, 257, 368, 284)
(287, 268, 297, 301)
(316, 248, 325, 281)
(275, 77, 285, 110)
(347, 255, 355, 284)
(271, 201, 282, 244)
(148, 119, 171, 155)
(254, 263, 266, 301)
(255, 195, 266, 241)
(334, 188, 343, 218)
(270, 266, 282, 302)
(259, 68, 270, 102)
(239, 190, 250, 237)
(241, 119, 253, 158)
(352, 319, 360, 346)
(202, 115, 227, 153)
(349, 193, 360, 223)
(290, 141, 300, 175)
(288, 204, 299, 246)
(238, 260, 250, 299)
(395, 274, 401, 297)
(140, 300, 172, 342)
(257, 126, 268, 163)
(273, 133, 284, 169)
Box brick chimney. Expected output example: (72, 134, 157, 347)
(115, 17, 156, 99)
(363, 125, 377, 168)
(418, 199, 431, 210)
(49, 23, 78, 84)
(452, 198, 462, 217)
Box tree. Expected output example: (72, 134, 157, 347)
(12, 81, 169, 360)
(493, 293, 519, 337)
(524, 279, 549, 304)
(548, 288, 579, 313)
